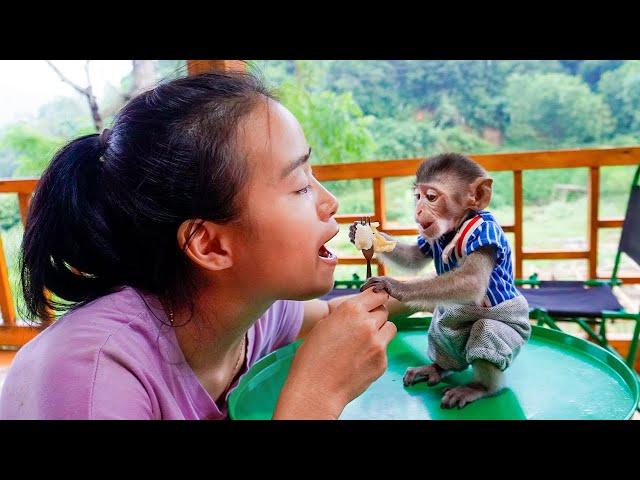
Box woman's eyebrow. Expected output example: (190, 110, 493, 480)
(280, 147, 312, 179)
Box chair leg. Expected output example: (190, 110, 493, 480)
(626, 314, 640, 370)
(576, 318, 607, 347)
(540, 311, 562, 331)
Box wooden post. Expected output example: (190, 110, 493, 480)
(514, 170, 523, 279)
(588, 167, 600, 279)
(373, 178, 387, 276)
(187, 60, 246, 75)
(0, 233, 16, 326)
(18, 193, 30, 226)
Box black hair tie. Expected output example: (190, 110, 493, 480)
(99, 128, 112, 149)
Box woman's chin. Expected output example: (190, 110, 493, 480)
(291, 273, 336, 301)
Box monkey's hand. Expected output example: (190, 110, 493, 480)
(360, 276, 405, 301)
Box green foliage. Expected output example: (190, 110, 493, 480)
(0, 123, 68, 177)
(35, 96, 94, 138)
(368, 117, 440, 159)
(598, 61, 640, 134)
(578, 60, 623, 89)
(327, 61, 414, 119)
(154, 60, 187, 80)
(504, 73, 614, 148)
(0, 196, 20, 230)
(276, 69, 377, 167)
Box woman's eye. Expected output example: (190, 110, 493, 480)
(296, 185, 312, 195)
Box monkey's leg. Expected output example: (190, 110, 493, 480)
(403, 363, 452, 387)
(440, 360, 504, 409)
(404, 306, 470, 388)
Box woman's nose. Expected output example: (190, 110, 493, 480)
(318, 189, 339, 220)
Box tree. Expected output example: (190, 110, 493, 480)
(46, 60, 104, 131)
(578, 60, 623, 89)
(46, 60, 158, 131)
(504, 73, 614, 148)
(0, 123, 67, 176)
(598, 61, 640, 134)
(276, 63, 377, 167)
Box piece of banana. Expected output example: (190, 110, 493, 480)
(354, 222, 397, 253)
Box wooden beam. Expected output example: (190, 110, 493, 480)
(18, 193, 31, 226)
(0, 234, 15, 326)
(0, 179, 38, 194)
(313, 147, 640, 181)
(338, 256, 380, 265)
(597, 218, 624, 229)
(514, 171, 523, 279)
(588, 167, 600, 279)
(521, 250, 590, 260)
(335, 214, 377, 224)
(187, 60, 246, 75)
(0, 326, 43, 347)
(373, 178, 387, 276)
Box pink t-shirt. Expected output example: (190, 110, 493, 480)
(0, 286, 304, 419)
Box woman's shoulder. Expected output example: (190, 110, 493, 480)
(0, 287, 167, 419)
(11, 286, 164, 376)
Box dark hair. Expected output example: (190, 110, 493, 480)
(416, 152, 487, 184)
(20, 71, 274, 322)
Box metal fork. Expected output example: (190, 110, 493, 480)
(361, 217, 374, 279)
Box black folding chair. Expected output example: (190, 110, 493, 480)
(517, 165, 640, 370)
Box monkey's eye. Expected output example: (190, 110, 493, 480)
(414, 193, 421, 201)
(426, 192, 438, 202)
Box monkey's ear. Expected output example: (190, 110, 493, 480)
(468, 177, 493, 211)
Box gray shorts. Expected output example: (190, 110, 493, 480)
(427, 294, 531, 371)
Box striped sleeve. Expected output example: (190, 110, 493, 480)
(461, 220, 505, 263)
(416, 235, 433, 258)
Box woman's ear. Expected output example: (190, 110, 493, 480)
(177, 219, 234, 272)
(467, 177, 493, 211)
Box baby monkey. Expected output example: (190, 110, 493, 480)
(349, 153, 530, 409)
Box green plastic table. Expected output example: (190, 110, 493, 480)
(229, 323, 639, 420)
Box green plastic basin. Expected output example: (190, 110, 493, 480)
(229, 324, 639, 420)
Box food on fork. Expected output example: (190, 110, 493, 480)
(354, 221, 397, 253)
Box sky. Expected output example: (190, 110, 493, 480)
(0, 60, 133, 127)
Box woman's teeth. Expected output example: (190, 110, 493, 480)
(318, 245, 335, 258)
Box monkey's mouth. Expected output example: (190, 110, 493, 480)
(419, 221, 434, 231)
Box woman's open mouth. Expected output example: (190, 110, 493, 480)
(318, 229, 339, 266)
(318, 244, 338, 266)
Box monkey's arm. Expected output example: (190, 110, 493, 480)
(348, 223, 432, 273)
(361, 246, 495, 310)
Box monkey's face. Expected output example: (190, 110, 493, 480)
(227, 99, 340, 301)
(413, 175, 472, 240)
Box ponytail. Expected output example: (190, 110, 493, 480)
(20, 134, 122, 320)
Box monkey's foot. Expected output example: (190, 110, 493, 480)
(440, 382, 490, 409)
(403, 364, 445, 387)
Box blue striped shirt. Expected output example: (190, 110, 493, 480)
(416, 210, 520, 307)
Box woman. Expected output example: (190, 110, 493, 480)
(0, 71, 397, 419)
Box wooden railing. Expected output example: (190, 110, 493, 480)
(312, 147, 640, 282)
(0, 147, 639, 347)
(0, 178, 40, 346)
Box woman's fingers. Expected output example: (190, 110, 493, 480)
(356, 288, 389, 312)
(369, 304, 389, 330)
(378, 319, 397, 344)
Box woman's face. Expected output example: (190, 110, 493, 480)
(232, 99, 340, 301)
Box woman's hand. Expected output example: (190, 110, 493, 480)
(273, 288, 396, 419)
